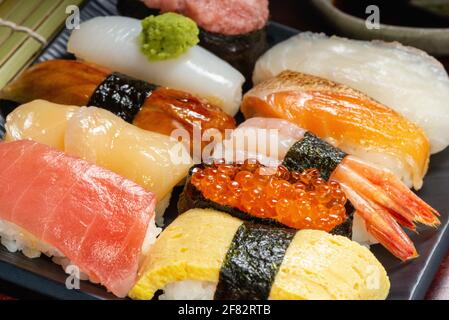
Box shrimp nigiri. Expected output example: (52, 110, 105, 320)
(241, 71, 431, 190)
(218, 117, 440, 261)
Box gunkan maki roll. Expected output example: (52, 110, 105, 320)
(130, 208, 390, 300)
(178, 160, 353, 237)
(118, 0, 270, 81)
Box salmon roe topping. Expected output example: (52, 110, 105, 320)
(190, 161, 348, 232)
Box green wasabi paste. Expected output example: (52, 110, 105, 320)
(140, 13, 199, 61)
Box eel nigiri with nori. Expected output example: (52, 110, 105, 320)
(0, 60, 236, 154)
(5, 100, 193, 221)
(129, 208, 390, 300)
(121, 0, 269, 80)
(67, 15, 245, 116)
(179, 161, 351, 236)
(216, 117, 440, 261)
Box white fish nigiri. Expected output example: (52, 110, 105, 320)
(253, 32, 449, 154)
(67, 16, 245, 116)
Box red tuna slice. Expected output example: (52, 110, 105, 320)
(0, 140, 156, 297)
(143, 0, 269, 35)
(0, 141, 43, 222)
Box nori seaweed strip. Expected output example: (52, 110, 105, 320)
(178, 165, 353, 237)
(200, 28, 268, 84)
(283, 132, 347, 181)
(88, 73, 157, 123)
(215, 222, 295, 300)
(330, 202, 354, 237)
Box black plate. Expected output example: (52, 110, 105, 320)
(0, 0, 448, 300)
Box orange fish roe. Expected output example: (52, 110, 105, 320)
(190, 161, 348, 232)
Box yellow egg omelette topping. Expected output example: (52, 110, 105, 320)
(129, 208, 390, 300)
(129, 209, 242, 300)
(270, 229, 390, 300)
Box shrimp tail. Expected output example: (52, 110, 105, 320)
(340, 184, 418, 261)
(332, 156, 439, 261)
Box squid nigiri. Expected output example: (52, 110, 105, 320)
(0, 60, 236, 154)
(216, 117, 439, 261)
(253, 32, 449, 153)
(5, 100, 193, 220)
(241, 71, 431, 190)
(67, 16, 245, 116)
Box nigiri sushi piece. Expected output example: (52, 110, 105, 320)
(5, 100, 78, 150)
(67, 16, 245, 116)
(130, 208, 390, 300)
(5, 100, 193, 221)
(0, 140, 159, 297)
(242, 71, 431, 190)
(219, 117, 440, 261)
(133, 0, 270, 80)
(179, 161, 352, 236)
(0, 60, 236, 153)
(253, 32, 449, 154)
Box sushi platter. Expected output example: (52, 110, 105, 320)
(0, 0, 449, 300)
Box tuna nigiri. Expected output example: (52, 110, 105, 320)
(5, 100, 193, 221)
(253, 32, 449, 153)
(212, 117, 440, 261)
(0, 60, 236, 154)
(241, 71, 431, 190)
(67, 16, 245, 116)
(0, 140, 159, 297)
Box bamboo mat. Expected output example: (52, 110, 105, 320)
(0, 0, 84, 89)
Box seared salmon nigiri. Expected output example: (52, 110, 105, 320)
(241, 71, 431, 190)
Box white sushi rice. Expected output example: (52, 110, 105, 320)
(155, 192, 172, 227)
(351, 213, 379, 247)
(0, 216, 160, 283)
(159, 280, 216, 300)
(141, 216, 161, 257)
